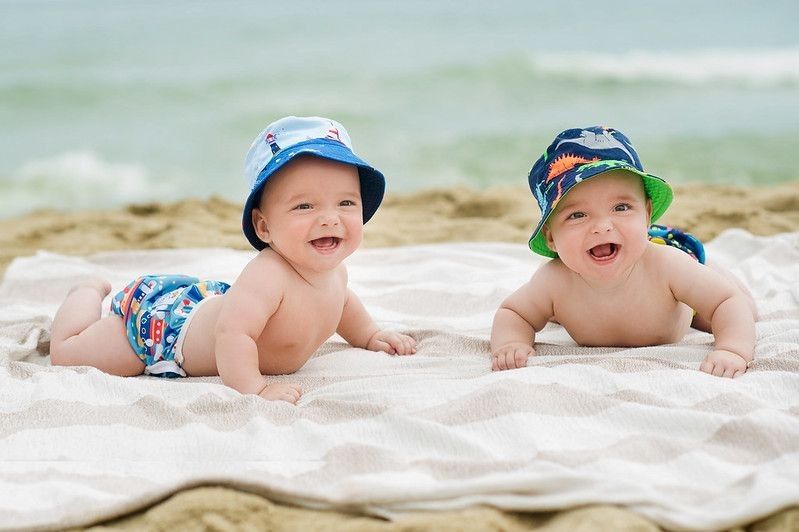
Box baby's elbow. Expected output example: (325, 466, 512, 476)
(496, 304, 525, 322)
(214, 320, 257, 350)
(726, 289, 757, 321)
(708, 293, 755, 329)
(733, 287, 758, 321)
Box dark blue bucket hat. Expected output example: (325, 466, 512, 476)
(528, 126, 673, 258)
(242, 116, 385, 250)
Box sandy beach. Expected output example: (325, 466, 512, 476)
(2, 182, 798, 531)
(2, 182, 799, 277)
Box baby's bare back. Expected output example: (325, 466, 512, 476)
(180, 268, 348, 377)
(551, 255, 694, 347)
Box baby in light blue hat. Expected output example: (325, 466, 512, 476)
(50, 116, 416, 403)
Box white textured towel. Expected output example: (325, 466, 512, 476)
(1, 230, 798, 531)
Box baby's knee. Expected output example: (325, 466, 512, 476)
(49, 338, 77, 366)
(68, 278, 112, 298)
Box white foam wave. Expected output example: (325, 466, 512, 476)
(1, 151, 170, 217)
(528, 48, 799, 87)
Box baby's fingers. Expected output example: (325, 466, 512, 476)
(492, 351, 509, 371)
(393, 335, 417, 356)
(699, 358, 714, 375)
(277, 384, 302, 403)
(373, 340, 397, 355)
(492, 348, 526, 372)
(260, 383, 302, 404)
(401, 336, 417, 355)
(512, 349, 530, 369)
(279, 390, 301, 404)
(722, 365, 739, 379)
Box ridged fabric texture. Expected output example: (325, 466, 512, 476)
(0, 231, 797, 530)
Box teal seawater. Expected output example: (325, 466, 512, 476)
(1, 0, 798, 217)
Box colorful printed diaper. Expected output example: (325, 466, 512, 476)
(110, 275, 230, 378)
(647, 224, 706, 264)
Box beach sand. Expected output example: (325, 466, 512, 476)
(2, 182, 799, 277)
(2, 182, 798, 530)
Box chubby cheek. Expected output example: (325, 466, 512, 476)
(547, 225, 576, 254)
(558, 230, 595, 266)
(625, 231, 651, 257)
(556, 247, 585, 271)
(345, 219, 364, 246)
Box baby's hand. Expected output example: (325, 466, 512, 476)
(492, 343, 535, 371)
(699, 349, 750, 378)
(367, 330, 417, 356)
(259, 382, 302, 404)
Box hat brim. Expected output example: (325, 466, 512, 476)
(528, 162, 673, 258)
(242, 138, 385, 250)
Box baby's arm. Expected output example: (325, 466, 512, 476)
(214, 257, 301, 403)
(337, 289, 416, 355)
(490, 265, 556, 371)
(666, 250, 755, 378)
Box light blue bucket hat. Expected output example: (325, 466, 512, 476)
(242, 116, 385, 250)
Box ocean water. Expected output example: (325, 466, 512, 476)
(1, 0, 798, 218)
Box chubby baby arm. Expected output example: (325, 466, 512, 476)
(490, 268, 555, 371)
(337, 289, 417, 355)
(698, 287, 755, 378)
(667, 251, 755, 378)
(214, 259, 302, 403)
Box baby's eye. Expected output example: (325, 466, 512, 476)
(340, 199, 357, 207)
(294, 203, 312, 210)
(614, 203, 631, 212)
(566, 211, 585, 220)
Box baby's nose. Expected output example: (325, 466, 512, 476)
(592, 219, 613, 233)
(319, 212, 340, 226)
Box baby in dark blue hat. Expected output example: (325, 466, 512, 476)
(490, 126, 756, 378)
(50, 116, 416, 403)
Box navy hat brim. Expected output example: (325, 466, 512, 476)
(242, 138, 385, 250)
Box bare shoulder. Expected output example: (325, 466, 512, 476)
(643, 241, 720, 300)
(643, 241, 698, 277)
(234, 249, 291, 293)
(506, 259, 564, 306)
(532, 258, 571, 291)
(216, 249, 289, 334)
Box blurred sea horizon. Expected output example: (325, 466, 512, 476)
(1, 0, 798, 218)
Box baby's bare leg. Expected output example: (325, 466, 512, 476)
(50, 280, 145, 376)
(692, 260, 758, 333)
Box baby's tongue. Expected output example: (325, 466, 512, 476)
(591, 244, 614, 258)
(313, 237, 336, 248)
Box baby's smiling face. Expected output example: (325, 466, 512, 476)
(251, 156, 364, 274)
(543, 169, 652, 283)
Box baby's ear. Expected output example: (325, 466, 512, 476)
(646, 198, 653, 220)
(252, 208, 270, 244)
(543, 225, 556, 252)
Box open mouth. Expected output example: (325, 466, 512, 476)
(588, 243, 620, 262)
(310, 236, 342, 252)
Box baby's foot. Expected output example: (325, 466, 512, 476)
(68, 279, 112, 298)
(258, 383, 302, 404)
